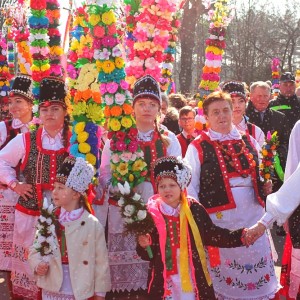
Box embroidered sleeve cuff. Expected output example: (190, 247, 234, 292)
(259, 212, 275, 229)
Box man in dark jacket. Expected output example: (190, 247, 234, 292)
(269, 72, 300, 136)
(246, 81, 289, 193)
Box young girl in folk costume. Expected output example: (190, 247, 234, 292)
(222, 81, 265, 147)
(29, 156, 111, 300)
(0, 74, 34, 274)
(0, 77, 70, 299)
(99, 75, 181, 299)
(137, 156, 248, 300)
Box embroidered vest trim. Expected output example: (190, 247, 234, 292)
(16, 128, 68, 216)
(139, 130, 167, 192)
(192, 132, 265, 214)
(1, 120, 20, 150)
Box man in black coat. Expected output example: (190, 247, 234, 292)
(246, 81, 289, 193)
(269, 72, 300, 136)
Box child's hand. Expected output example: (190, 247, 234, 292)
(36, 262, 49, 276)
(138, 234, 151, 248)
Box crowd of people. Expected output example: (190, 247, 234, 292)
(0, 71, 300, 300)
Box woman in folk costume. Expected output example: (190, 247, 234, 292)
(185, 91, 280, 299)
(137, 156, 248, 300)
(99, 75, 181, 299)
(248, 120, 300, 300)
(0, 77, 70, 299)
(29, 156, 111, 300)
(222, 81, 265, 147)
(0, 74, 34, 274)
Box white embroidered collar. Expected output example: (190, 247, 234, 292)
(208, 126, 241, 141)
(137, 129, 154, 142)
(59, 207, 84, 224)
(159, 199, 180, 217)
(41, 127, 63, 144)
(12, 118, 29, 130)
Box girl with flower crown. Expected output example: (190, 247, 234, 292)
(28, 156, 111, 300)
(0, 77, 71, 299)
(99, 75, 181, 299)
(137, 156, 248, 300)
(0, 75, 35, 285)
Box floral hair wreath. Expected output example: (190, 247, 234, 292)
(152, 156, 192, 190)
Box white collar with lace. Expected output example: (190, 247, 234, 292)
(208, 126, 241, 141)
(159, 199, 181, 217)
(12, 118, 29, 130)
(59, 207, 84, 224)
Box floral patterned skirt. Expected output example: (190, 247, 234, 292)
(0, 188, 19, 271)
(11, 210, 39, 299)
(208, 183, 280, 299)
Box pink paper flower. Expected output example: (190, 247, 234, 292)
(104, 95, 114, 105)
(120, 80, 129, 90)
(106, 82, 119, 94)
(116, 140, 127, 151)
(115, 93, 126, 105)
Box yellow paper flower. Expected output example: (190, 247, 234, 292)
(109, 118, 121, 131)
(102, 10, 116, 25)
(86, 153, 96, 166)
(132, 159, 147, 172)
(116, 162, 129, 176)
(74, 122, 86, 134)
(121, 116, 133, 128)
(70, 39, 80, 51)
(102, 60, 115, 73)
(77, 131, 89, 143)
(50, 46, 63, 56)
(73, 102, 87, 116)
(129, 174, 134, 182)
(78, 142, 91, 154)
(89, 14, 101, 26)
(115, 57, 125, 69)
(86, 103, 104, 123)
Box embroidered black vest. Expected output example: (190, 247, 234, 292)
(192, 132, 265, 213)
(16, 128, 68, 215)
(138, 130, 167, 191)
(0, 120, 20, 150)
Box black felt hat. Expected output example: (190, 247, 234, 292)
(39, 77, 67, 107)
(133, 75, 161, 105)
(9, 74, 34, 102)
(280, 72, 295, 83)
(152, 156, 192, 190)
(222, 81, 246, 99)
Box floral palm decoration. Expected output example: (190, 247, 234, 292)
(67, 6, 103, 173)
(271, 58, 280, 97)
(2, 14, 15, 77)
(0, 34, 11, 117)
(195, 0, 234, 130)
(160, 13, 181, 94)
(260, 131, 283, 182)
(46, 0, 63, 77)
(86, 3, 147, 188)
(28, 0, 50, 113)
(296, 70, 300, 88)
(8, 1, 32, 75)
(33, 200, 57, 261)
(125, 0, 177, 89)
